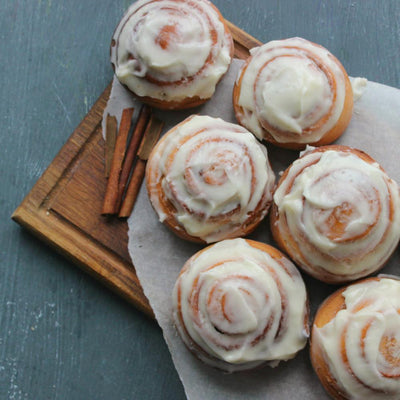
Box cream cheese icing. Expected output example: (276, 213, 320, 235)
(173, 239, 309, 372)
(313, 278, 400, 399)
(110, 0, 233, 104)
(273, 148, 400, 282)
(147, 115, 276, 242)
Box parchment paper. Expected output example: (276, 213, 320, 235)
(107, 59, 400, 399)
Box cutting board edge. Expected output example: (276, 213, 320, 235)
(12, 204, 154, 317)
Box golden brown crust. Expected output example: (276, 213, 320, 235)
(133, 93, 209, 110)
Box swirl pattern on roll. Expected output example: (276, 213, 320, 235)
(233, 38, 353, 148)
(111, 0, 233, 108)
(271, 145, 400, 283)
(146, 115, 276, 243)
(311, 277, 400, 399)
(173, 239, 309, 372)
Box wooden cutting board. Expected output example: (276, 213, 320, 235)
(12, 21, 261, 318)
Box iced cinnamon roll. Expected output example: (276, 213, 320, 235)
(311, 276, 400, 399)
(233, 38, 353, 149)
(173, 238, 309, 372)
(146, 115, 276, 243)
(271, 145, 400, 283)
(111, 0, 234, 109)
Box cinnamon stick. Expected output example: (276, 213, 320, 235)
(104, 114, 117, 178)
(115, 105, 151, 210)
(118, 115, 164, 218)
(102, 107, 134, 215)
(118, 159, 147, 218)
(136, 116, 165, 160)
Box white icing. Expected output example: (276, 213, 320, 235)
(173, 239, 309, 372)
(314, 278, 400, 399)
(299, 144, 317, 157)
(236, 38, 349, 143)
(132, 13, 211, 80)
(111, 0, 232, 103)
(147, 115, 276, 242)
(273, 149, 400, 282)
(260, 57, 332, 134)
(351, 77, 368, 101)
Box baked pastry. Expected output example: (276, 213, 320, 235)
(146, 115, 276, 243)
(233, 37, 354, 149)
(110, 0, 234, 110)
(173, 238, 309, 372)
(270, 145, 400, 283)
(311, 276, 400, 399)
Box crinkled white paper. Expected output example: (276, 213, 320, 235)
(107, 60, 400, 399)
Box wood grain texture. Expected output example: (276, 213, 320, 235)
(12, 24, 261, 319)
(2, 1, 400, 400)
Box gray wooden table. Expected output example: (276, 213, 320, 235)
(1, 1, 399, 399)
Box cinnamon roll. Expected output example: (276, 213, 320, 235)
(110, 0, 234, 110)
(173, 238, 309, 372)
(233, 38, 354, 149)
(146, 115, 276, 243)
(270, 145, 400, 283)
(311, 276, 400, 399)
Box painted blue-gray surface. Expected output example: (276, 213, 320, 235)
(0, 1, 399, 399)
